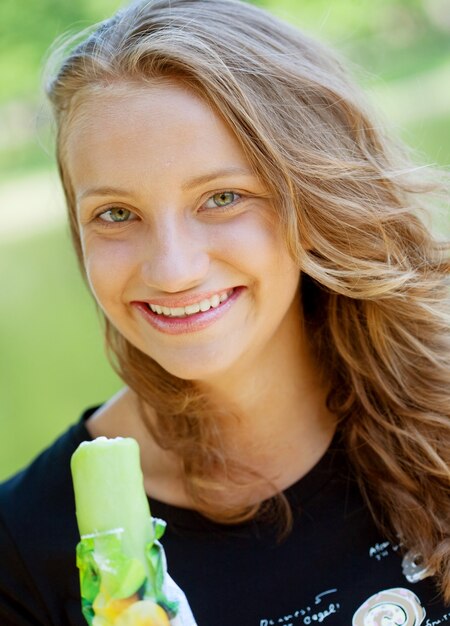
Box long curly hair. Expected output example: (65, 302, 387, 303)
(46, 0, 450, 601)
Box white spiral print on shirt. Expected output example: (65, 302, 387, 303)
(352, 587, 426, 626)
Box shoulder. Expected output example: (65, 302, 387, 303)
(0, 408, 96, 624)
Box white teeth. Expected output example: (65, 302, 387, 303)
(210, 294, 220, 308)
(199, 299, 211, 312)
(185, 302, 200, 315)
(148, 289, 233, 318)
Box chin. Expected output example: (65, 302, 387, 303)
(123, 331, 242, 382)
(155, 360, 228, 382)
(147, 347, 239, 383)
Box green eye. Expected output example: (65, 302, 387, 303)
(99, 207, 133, 222)
(204, 191, 239, 209)
(214, 191, 235, 206)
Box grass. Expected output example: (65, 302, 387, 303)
(0, 226, 120, 480)
(405, 114, 450, 167)
(0, 139, 54, 183)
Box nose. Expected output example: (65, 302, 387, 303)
(139, 215, 210, 293)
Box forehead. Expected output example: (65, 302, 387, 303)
(64, 81, 241, 152)
(66, 80, 217, 137)
(63, 81, 251, 185)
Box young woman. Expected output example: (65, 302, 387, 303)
(1, 0, 449, 624)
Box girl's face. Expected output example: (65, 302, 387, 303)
(65, 82, 301, 382)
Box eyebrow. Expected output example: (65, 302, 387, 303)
(181, 167, 255, 191)
(77, 167, 255, 201)
(77, 186, 134, 202)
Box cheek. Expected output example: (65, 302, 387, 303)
(208, 212, 296, 280)
(81, 235, 138, 306)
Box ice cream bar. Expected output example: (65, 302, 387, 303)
(71, 437, 178, 625)
(71, 437, 154, 568)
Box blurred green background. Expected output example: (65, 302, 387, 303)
(1, 0, 449, 481)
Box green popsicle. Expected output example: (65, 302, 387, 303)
(71, 437, 154, 563)
(71, 436, 178, 625)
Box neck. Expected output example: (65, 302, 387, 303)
(198, 300, 336, 492)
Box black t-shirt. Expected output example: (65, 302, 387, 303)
(0, 407, 448, 625)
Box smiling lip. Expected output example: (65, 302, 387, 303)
(142, 287, 234, 309)
(132, 286, 244, 335)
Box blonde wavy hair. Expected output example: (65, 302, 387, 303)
(46, 0, 450, 601)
